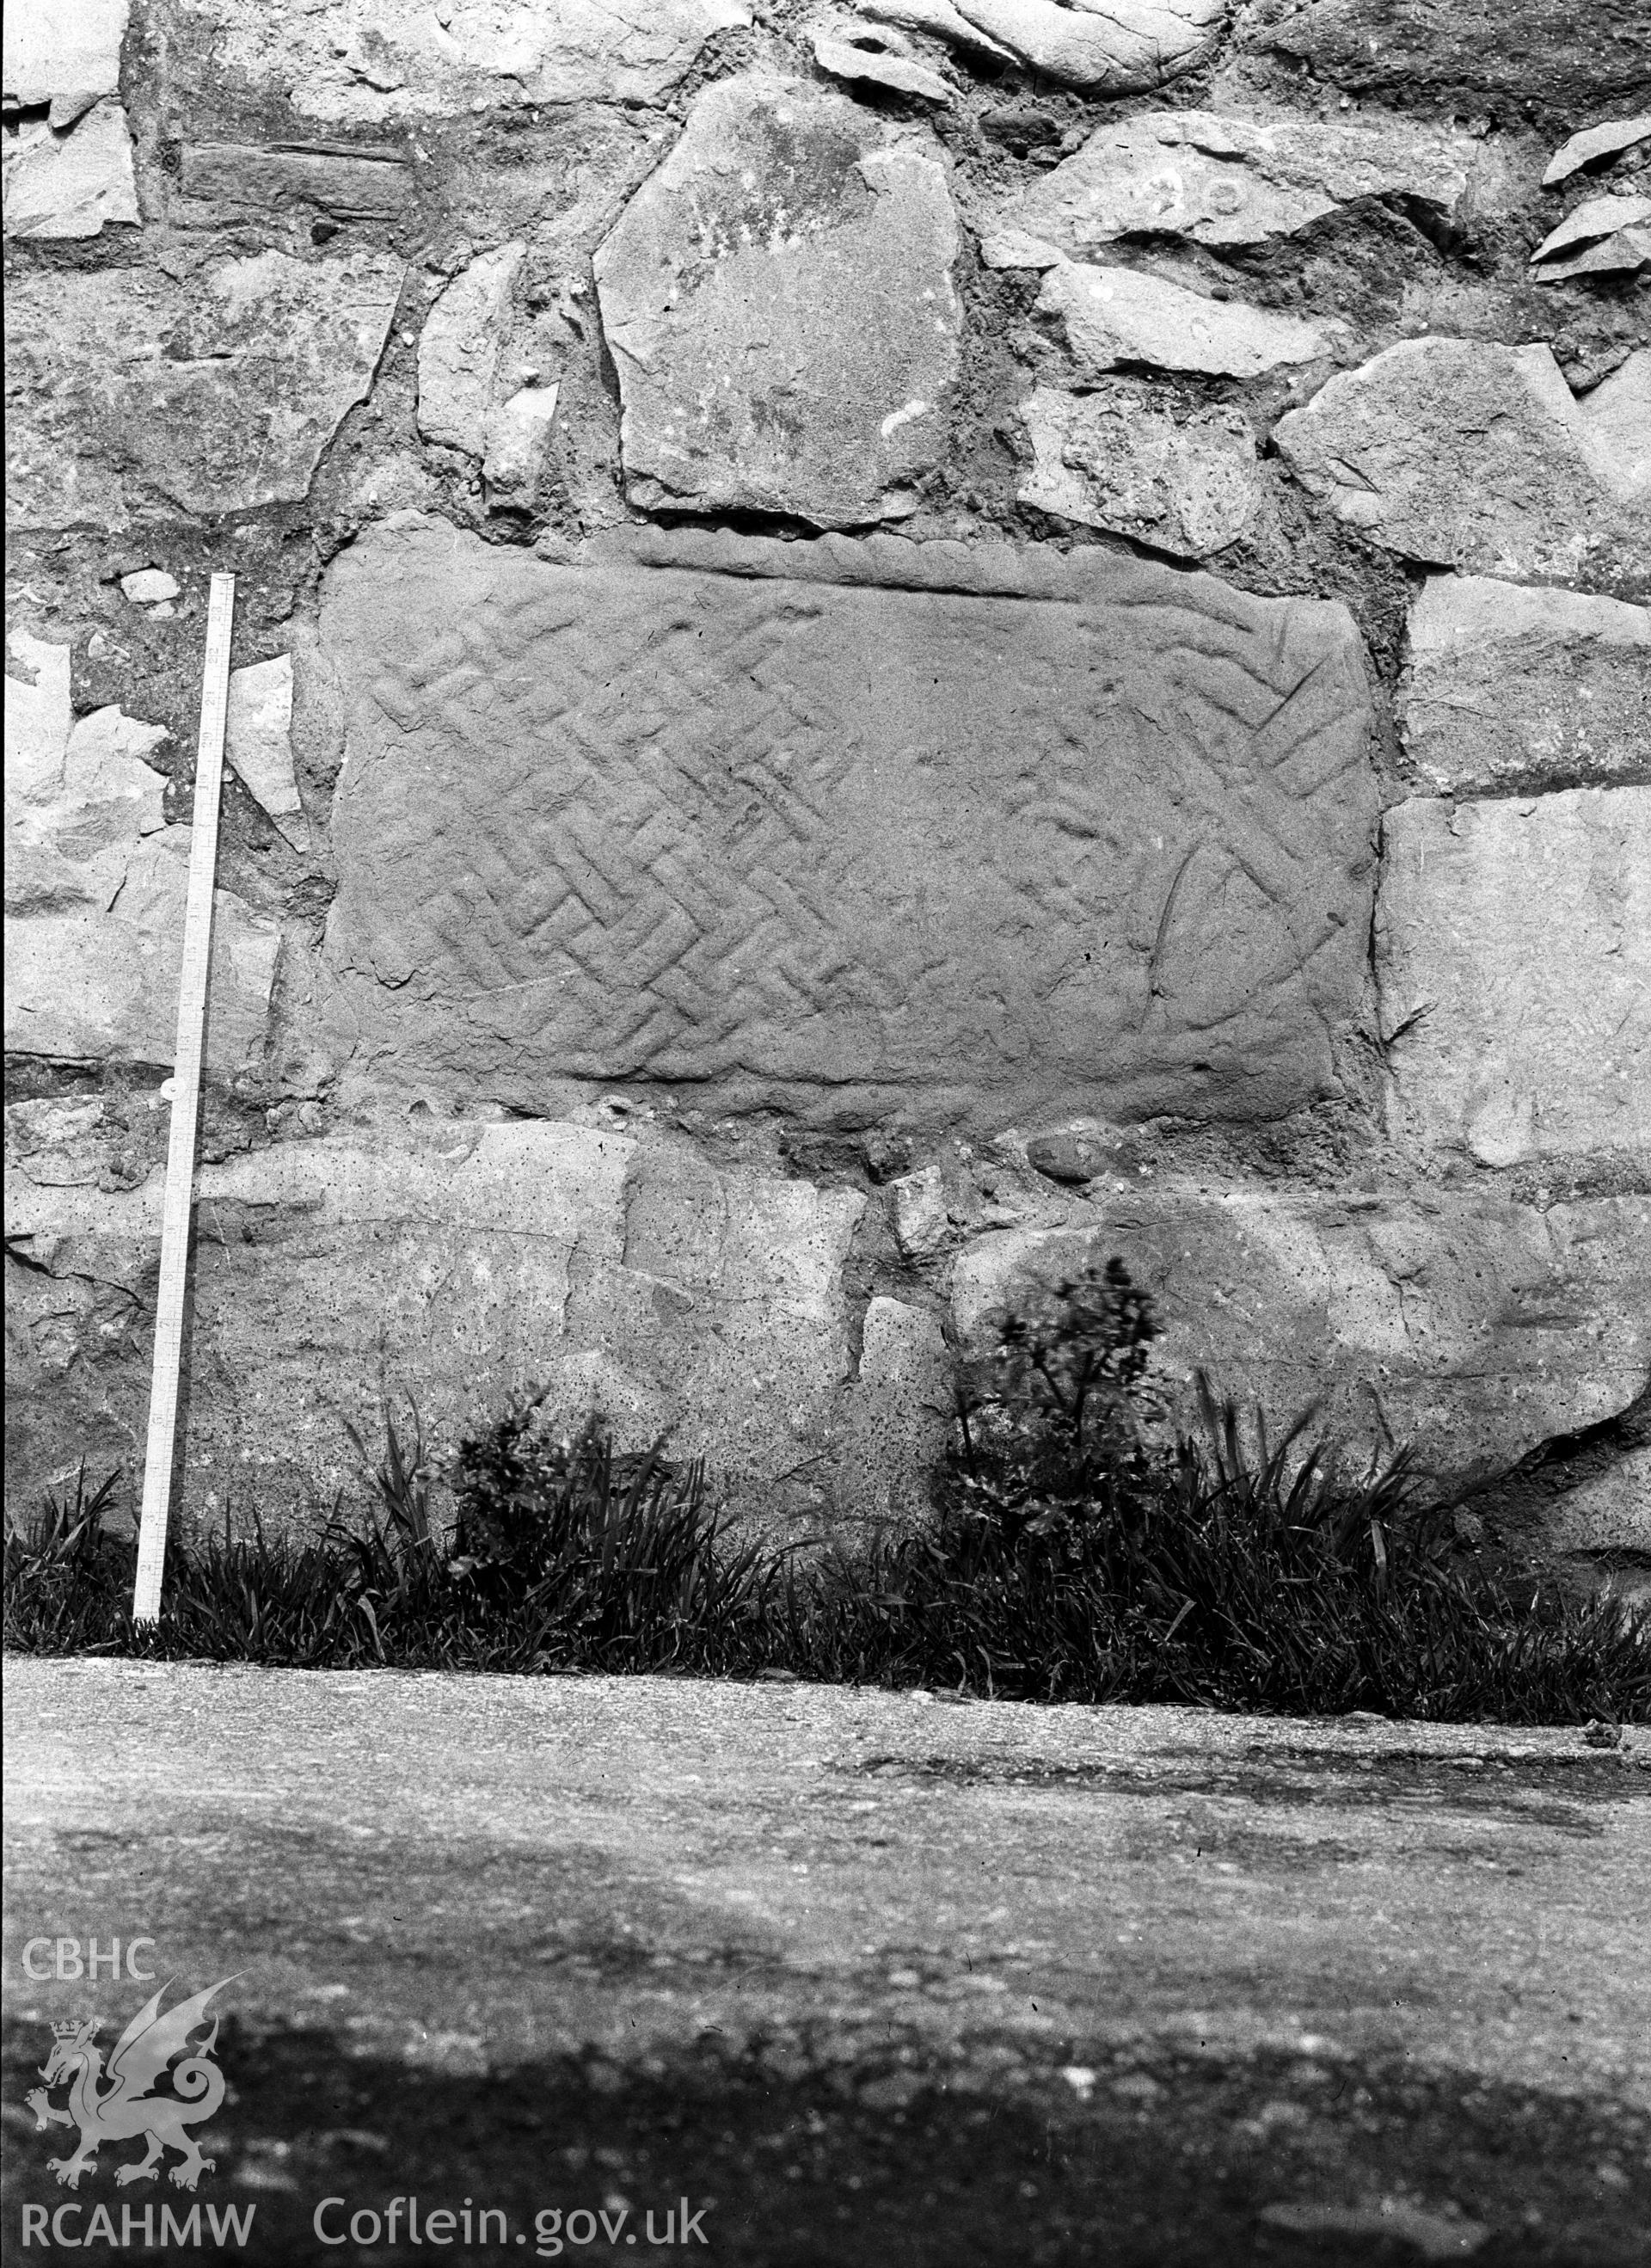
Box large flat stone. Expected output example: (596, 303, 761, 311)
(1274, 339, 1650, 593)
(2, 1122, 872, 1528)
(318, 519, 1378, 1132)
(1018, 384, 1269, 557)
(851, 0, 1226, 90)
(5, 251, 403, 529)
(1241, 0, 1651, 123)
(1037, 261, 1332, 379)
(989, 107, 1474, 258)
(595, 75, 961, 530)
(1402, 577, 1651, 796)
(1376, 790, 1651, 1165)
(950, 1183, 1651, 1480)
(163, 0, 750, 121)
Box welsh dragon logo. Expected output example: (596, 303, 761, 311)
(26, 1977, 234, 2192)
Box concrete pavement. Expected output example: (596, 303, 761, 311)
(4, 1661, 1648, 2263)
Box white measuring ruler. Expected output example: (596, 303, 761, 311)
(132, 573, 236, 1624)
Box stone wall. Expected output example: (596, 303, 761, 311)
(5, 0, 1648, 1581)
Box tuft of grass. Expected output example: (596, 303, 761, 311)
(4, 1270, 1647, 1723)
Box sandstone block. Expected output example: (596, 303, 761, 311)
(6, 252, 403, 529)
(828, 1298, 954, 1527)
(1376, 790, 1651, 1165)
(1530, 194, 1651, 281)
(3, 98, 138, 239)
(319, 519, 1378, 1132)
(1037, 261, 1331, 379)
(1018, 384, 1267, 557)
(5, 834, 281, 1072)
(482, 385, 559, 507)
(179, 142, 414, 223)
(950, 1183, 1651, 1479)
(850, 0, 1225, 89)
(1548, 1450, 1651, 1596)
(227, 655, 305, 845)
(990, 108, 1474, 259)
(1274, 339, 1650, 591)
(416, 243, 525, 457)
(1402, 576, 1650, 795)
(812, 27, 951, 101)
(1544, 117, 1651, 186)
(164, 0, 750, 122)
(3, 1122, 875, 1528)
(594, 75, 961, 529)
(1241, 0, 1651, 121)
(120, 569, 180, 605)
(3, 0, 126, 116)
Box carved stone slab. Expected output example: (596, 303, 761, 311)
(321, 519, 1378, 1129)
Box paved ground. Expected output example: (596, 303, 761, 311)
(3, 1662, 1648, 2264)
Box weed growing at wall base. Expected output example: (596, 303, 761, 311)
(5, 1267, 1647, 1724)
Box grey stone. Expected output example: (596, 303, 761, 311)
(1274, 338, 1650, 590)
(851, 0, 1225, 89)
(227, 655, 305, 845)
(1544, 116, 1651, 186)
(4, 844, 279, 1072)
(3, 631, 72, 803)
(2, 1121, 877, 1527)
(594, 75, 961, 530)
(120, 569, 180, 605)
(1376, 789, 1651, 1165)
(1018, 384, 1268, 556)
(415, 243, 525, 457)
(1241, 0, 1651, 123)
(6, 252, 404, 529)
(1549, 1450, 1651, 1596)
(165, 0, 752, 123)
(1038, 260, 1332, 379)
(1582, 350, 1651, 500)
(3, 0, 126, 114)
(482, 384, 559, 507)
(1531, 192, 1651, 281)
(318, 518, 1377, 1133)
(3, 98, 138, 239)
(1402, 576, 1650, 795)
(179, 142, 414, 222)
(950, 1183, 1651, 1478)
(989, 107, 1474, 257)
(812, 28, 951, 101)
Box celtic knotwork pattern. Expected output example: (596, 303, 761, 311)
(324, 534, 1378, 1125)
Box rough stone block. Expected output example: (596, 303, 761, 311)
(163, 0, 751, 120)
(1018, 384, 1269, 557)
(1037, 261, 1331, 378)
(1548, 1450, 1651, 1597)
(1274, 338, 1650, 591)
(5, 638, 281, 1069)
(1377, 790, 1651, 1165)
(851, 0, 1226, 90)
(179, 142, 414, 223)
(950, 1183, 1651, 1478)
(594, 73, 961, 530)
(2, 1122, 875, 1529)
(989, 107, 1474, 257)
(227, 655, 305, 845)
(3, 98, 138, 239)
(416, 243, 525, 457)
(1241, 0, 1651, 122)
(5, 251, 403, 528)
(3, 0, 126, 115)
(319, 519, 1378, 1132)
(1402, 577, 1651, 795)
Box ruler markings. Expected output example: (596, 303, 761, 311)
(132, 572, 236, 1624)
